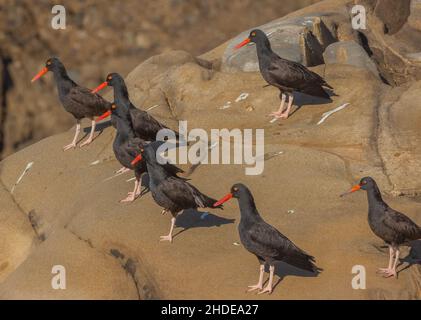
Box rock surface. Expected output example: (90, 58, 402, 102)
(323, 40, 379, 77)
(0, 0, 420, 299)
(355, 0, 421, 85)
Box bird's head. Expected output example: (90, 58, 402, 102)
(31, 57, 63, 82)
(130, 146, 145, 167)
(340, 176, 375, 197)
(213, 183, 249, 207)
(91, 72, 124, 93)
(235, 29, 268, 49)
(131, 141, 168, 166)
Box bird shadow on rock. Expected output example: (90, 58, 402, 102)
(287, 91, 335, 119)
(396, 240, 421, 276)
(82, 120, 112, 134)
(173, 209, 235, 239)
(79, 120, 112, 144)
(270, 262, 321, 292)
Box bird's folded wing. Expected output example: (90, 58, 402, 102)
(248, 222, 300, 258)
(68, 86, 110, 108)
(383, 208, 421, 239)
(160, 178, 215, 208)
(268, 59, 329, 88)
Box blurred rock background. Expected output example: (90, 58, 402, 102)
(0, 0, 319, 158)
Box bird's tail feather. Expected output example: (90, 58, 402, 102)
(302, 85, 331, 100)
(283, 252, 321, 274)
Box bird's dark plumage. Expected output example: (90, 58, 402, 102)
(246, 29, 332, 99)
(233, 183, 319, 273)
(142, 141, 221, 216)
(112, 111, 147, 175)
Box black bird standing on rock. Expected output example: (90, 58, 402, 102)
(132, 141, 222, 243)
(108, 104, 148, 202)
(93, 73, 179, 141)
(32, 57, 110, 150)
(214, 183, 320, 294)
(341, 177, 421, 278)
(235, 29, 333, 121)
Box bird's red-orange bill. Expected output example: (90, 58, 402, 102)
(131, 154, 142, 166)
(91, 81, 108, 93)
(235, 37, 251, 49)
(31, 67, 48, 82)
(340, 184, 361, 197)
(96, 110, 111, 122)
(214, 193, 233, 207)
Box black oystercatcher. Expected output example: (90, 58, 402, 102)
(93, 73, 179, 141)
(133, 141, 221, 243)
(31, 57, 110, 150)
(109, 104, 148, 202)
(341, 177, 421, 278)
(214, 183, 320, 294)
(235, 29, 333, 121)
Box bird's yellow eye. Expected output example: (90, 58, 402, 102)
(111, 104, 116, 109)
(233, 187, 238, 192)
(251, 32, 256, 37)
(108, 76, 112, 80)
(47, 61, 51, 65)
(140, 148, 144, 153)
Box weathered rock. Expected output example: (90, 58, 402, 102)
(356, 0, 411, 35)
(354, 0, 421, 85)
(377, 80, 421, 196)
(323, 40, 379, 77)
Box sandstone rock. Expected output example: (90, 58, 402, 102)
(377, 81, 421, 196)
(323, 40, 379, 77)
(354, 0, 421, 85)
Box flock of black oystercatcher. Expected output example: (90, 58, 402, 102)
(30, 29, 420, 294)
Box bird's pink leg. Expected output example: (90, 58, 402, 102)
(377, 246, 394, 273)
(269, 94, 286, 118)
(258, 265, 274, 294)
(120, 179, 140, 203)
(280, 94, 294, 119)
(80, 120, 96, 148)
(160, 213, 180, 243)
(378, 246, 398, 278)
(247, 264, 265, 292)
(63, 121, 81, 151)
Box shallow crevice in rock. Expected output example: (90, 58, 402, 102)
(108, 248, 160, 300)
(27, 210, 46, 242)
